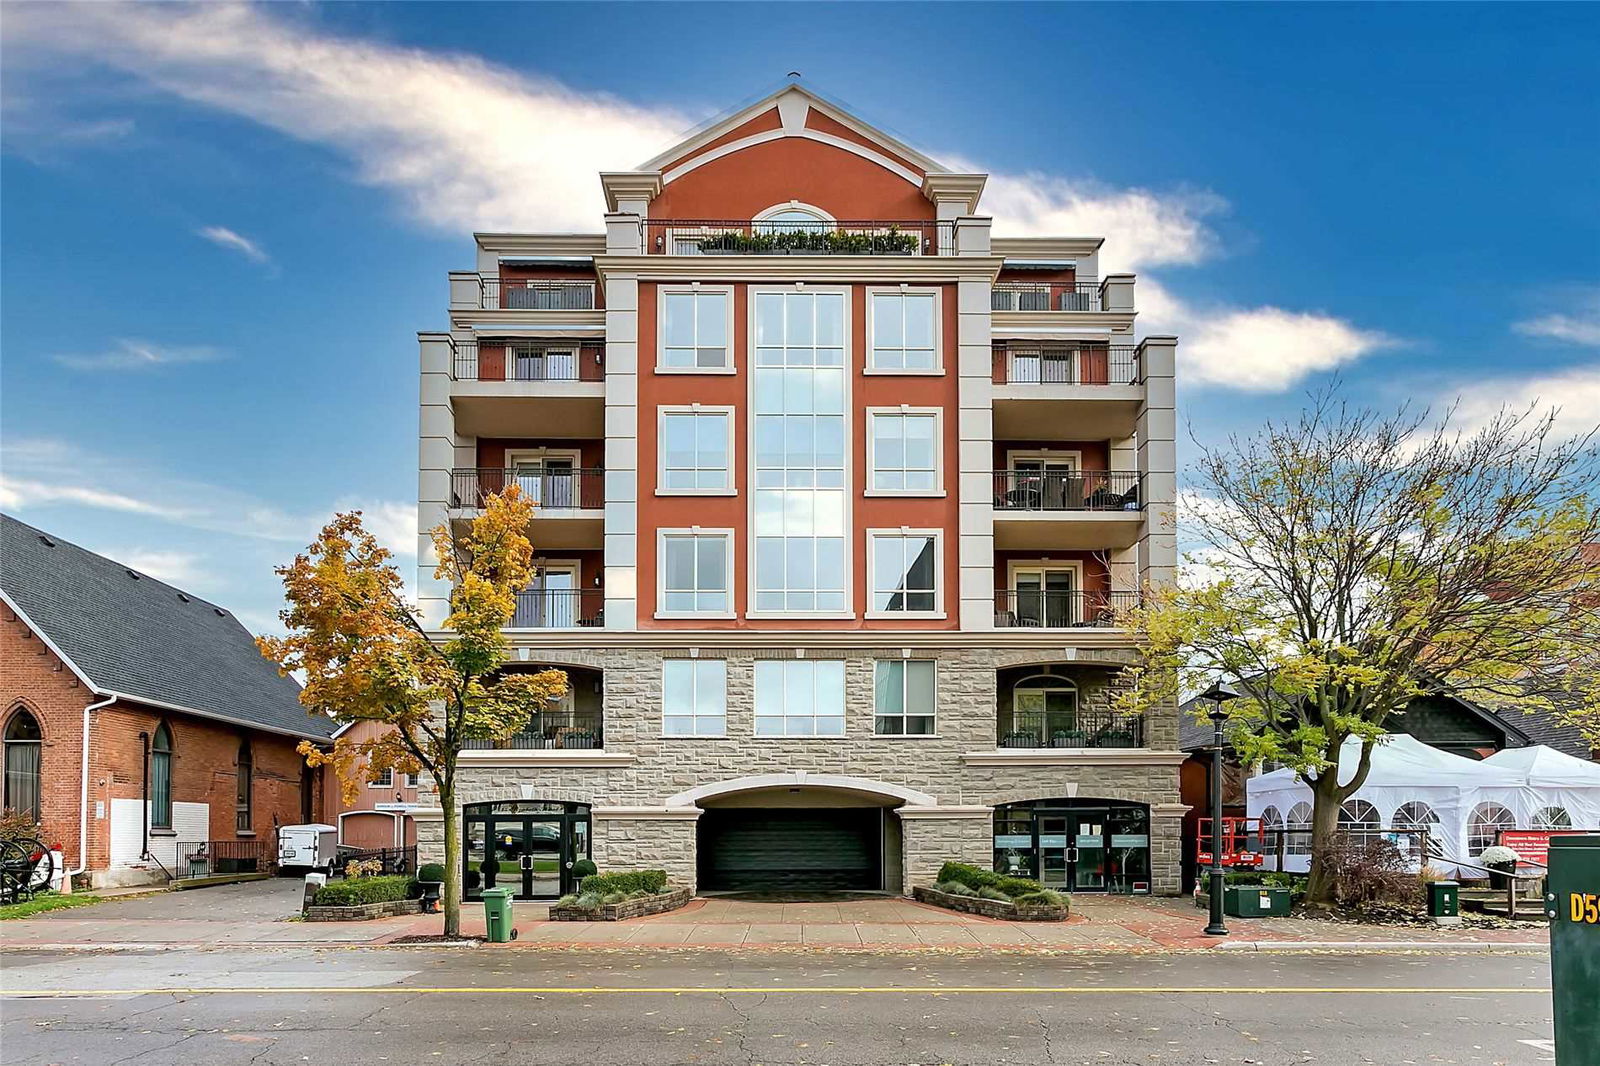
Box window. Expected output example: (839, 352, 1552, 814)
(3, 709, 42, 824)
(405, 773, 421, 789)
(754, 202, 833, 233)
(1393, 801, 1439, 830)
(1533, 806, 1573, 830)
(659, 531, 731, 615)
(301, 765, 316, 823)
(868, 289, 938, 371)
(868, 532, 940, 615)
(659, 408, 733, 492)
(507, 344, 577, 381)
(150, 723, 173, 830)
(1004, 563, 1083, 627)
(1338, 799, 1379, 829)
(662, 660, 727, 737)
(235, 740, 253, 833)
(370, 768, 394, 789)
(873, 660, 936, 735)
(1467, 801, 1516, 856)
(1259, 806, 1283, 831)
(754, 659, 845, 736)
(1005, 675, 1079, 747)
(1285, 801, 1314, 857)
(752, 288, 849, 614)
(867, 410, 940, 493)
(660, 287, 731, 370)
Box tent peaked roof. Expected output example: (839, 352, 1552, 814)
(1482, 745, 1600, 786)
(1252, 734, 1516, 794)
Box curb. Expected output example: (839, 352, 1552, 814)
(1218, 940, 1549, 952)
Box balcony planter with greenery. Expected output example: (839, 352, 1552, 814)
(416, 862, 446, 913)
(696, 228, 921, 256)
(1049, 729, 1087, 748)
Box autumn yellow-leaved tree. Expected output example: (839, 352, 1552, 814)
(258, 486, 566, 937)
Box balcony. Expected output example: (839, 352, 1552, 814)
(449, 467, 604, 549)
(477, 278, 596, 310)
(993, 589, 1140, 629)
(997, 706, 1144, 749)
(991, 282, 1101, 312)
(447, 340, 605, 438)
(451, 341, 604, 382)
(993, 343, 1138, 387)
(991, 343, 1143, 440)
(991, 470, 1144, 550)
(643, 219, 952, 256)
(463, 709, 604, 750)
(508, 587, 605, 630)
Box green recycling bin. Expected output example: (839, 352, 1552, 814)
(1223, 884, 1291, 917)
(1544, 834, 1600, 1065)
(1428, 880, 1459, 918)
(481, 887, 517, 943)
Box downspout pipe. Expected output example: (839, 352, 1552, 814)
(65, 694, 116, 883)
(140, 731, 150, 861)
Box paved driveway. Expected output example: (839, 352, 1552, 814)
(37, 876, 306, 923)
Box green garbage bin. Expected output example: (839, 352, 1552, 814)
(1427, 880, 1459, 918)
(1544, 834, 1600, 1065)
(481, 887, 517, 943)
(1224, 884, 1291, 917)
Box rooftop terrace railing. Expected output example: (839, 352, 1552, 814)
(479, 278, 596, 310)
(643, 219, 953, 256)
(991, 282, 1102, 312)
(993, 344, 1139, 386)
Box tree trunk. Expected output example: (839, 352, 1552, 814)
(1303, 772, 1344, 909)
(440, 773, 460, 939)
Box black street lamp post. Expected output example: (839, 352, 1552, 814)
(1200, 681, 1241, 937)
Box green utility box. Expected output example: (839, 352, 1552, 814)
(481, 887, 517, 943)
(1544, 835, 1600, 1065)
(1428, 880, 1459, 918)
(1224, 884, 1292, 917)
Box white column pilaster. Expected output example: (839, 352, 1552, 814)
(1136, 336, 1178, 593)
(603, 275, 640, 629)
(955, 234, 996, 629)
(418, 332, 457, 628)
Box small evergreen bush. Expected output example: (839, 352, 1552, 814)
(1013, 889, 1068, 908)
(935, 862, 1042, 898)
(555, 894, 578, 908)
(311, 875, 415, 907)
(943, 881, 978, 897)
(417, 863, 446, 883)
(580, 869, 668, 896)
(573, 891, 604, 911)
(977, 886, 1011, 902)
(571, 858, 598, 879)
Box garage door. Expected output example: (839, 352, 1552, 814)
(698, 808, 883, 892)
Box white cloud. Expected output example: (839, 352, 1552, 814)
(5, 3, 683, 232)
(0, 475, 193, 521)
(1446, 364, 1600, 440)
(337, 499, 417, 560)
(981, 173, 1224, 270)
(52, 338, 224, 372)
(114, 548, 203, 585)
(1514, 291, 1600, 347)
(1161, 292, 1394, 392)
(196, 225, 270, 264)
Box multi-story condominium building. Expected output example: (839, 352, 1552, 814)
(415, 84, 1181, 900)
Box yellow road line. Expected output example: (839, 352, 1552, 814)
(0, 985, 1549, 998)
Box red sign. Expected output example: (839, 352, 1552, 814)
(1499, 829, 1587, 868)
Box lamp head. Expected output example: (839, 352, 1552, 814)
(1200, 681, 1242, 721)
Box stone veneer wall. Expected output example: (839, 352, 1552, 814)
(417, 645, 1184, 895)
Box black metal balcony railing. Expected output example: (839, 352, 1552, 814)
(450, 468, 604, 510)
(993, 589, 1140, 629)
(450, 340, 605, 382)
(994, 344, 1139, 386)
(991, 282, 1102, 312)
(509, 588, 605, 629)
(992, 470, 1143, 512)
(997, 707, 1144, 748)
(644, 219, 952, 256)
(463, 710, 604, 751)
(479, 278, 596, 310)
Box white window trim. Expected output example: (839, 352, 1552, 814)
(655, 527, 736, 619)
(368, 768, 395, 789)
(660, 659, 728, 738)
(752, 659, 848, 738)
(865, 528, 946, 620)
(1004, 559, 1087, 628)
(1005, 448, 1084, 472)
(507, 559, 585, 630)
(864, 285, 943, 375)
(745, 284, 856, 620)
(656, 404, 737, 496)
(872, 659, 940, 738)
(656, 284, 736, 374)
(865, 406, 945, 498)
(753, 200, 837, 224)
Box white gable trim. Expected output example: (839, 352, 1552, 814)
(661, 128, 924, 187)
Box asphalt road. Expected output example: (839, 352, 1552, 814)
(0, 945, 1556, 1065)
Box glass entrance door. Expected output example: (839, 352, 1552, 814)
(992, 801, 1152, 894)
(1070, 809, 1109, 891)
(463, 801, 591, 901)
(1036, 815, 1071, 890)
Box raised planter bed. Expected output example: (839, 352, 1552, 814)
(549, 886, 691, 922)
(913, 885, 1069, 922)
(305, 898, 422, 922)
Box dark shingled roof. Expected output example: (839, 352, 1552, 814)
(1, 514, 333, 739)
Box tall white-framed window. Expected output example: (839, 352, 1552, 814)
(867, 530, 942, 617)
(1003, 560, 1085, 628)
(659, 285, 733, 371)
(866, 408, 942, 494)
(657, 529, 733, 617)
(658, 406, 734, 493)
(873, 659, 936, 736)
(505, 448, 584, 510)
(662, 659, 727, 737)
(369, 768, 394, 789)
(512, 561, 583, 628)
(750, 286, 850, 616)
(866, 287, 940, 372)
(753, 659, 845, 736)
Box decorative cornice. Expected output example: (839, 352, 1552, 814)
(992, 310, 1136, 331)
(484, 629, 1144, 654)
(449, 309, 607, 330)
(474, 233, 607, 256)
(959, 750, 1188, 768)
(599, 172, 663, 211)
(991, 236, 1106, 258)
(594, 255, 1004, 285)
(592, 805, 703, 821)
(897, 804, 994, 819)
(921, 173, 988, 214)
(456, 750, 638, 768)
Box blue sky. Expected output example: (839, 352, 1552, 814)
(2, 2, 1597, 632)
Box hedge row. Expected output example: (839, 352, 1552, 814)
(580, 869, 667, 896)
(312, 875, 416, 907)
(936, 862, 1043, 899)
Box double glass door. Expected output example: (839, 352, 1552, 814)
(511, 458, 576, 508)
(996, 801, 1153, 894)
(1035, 810, 1109, 891)
(1013, 567, 1078, 627)
(464, 802, 591, 900)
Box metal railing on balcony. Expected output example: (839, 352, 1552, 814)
(450, 468, 605, 510)
(463, 710, 604, 750)
(993, 589, 1140, 629)
(450, 340, 605, 382)
(644, 219, 952, 256)
(479, 277, 597, 310)
(997, 707, 1144, 748)
(993, 344, 1139, 386)
(993, 470, 1143, 512)
(508, 587, 605, 629)
(991, 282, 1102, 312)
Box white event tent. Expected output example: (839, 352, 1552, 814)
(1246, 734, 1600, 877)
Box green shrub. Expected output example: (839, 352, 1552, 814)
(995, 875, 1043, 897)
(935, 862, 1042, 898)
(1224, 870, 1264, 886)
(602, 891, 627, 905)
(1013, 889, 1068, 909)
(977, 886, 1011, 902)
(571, 858, 598, 879)
(580, 869, 668, 896)
(626, 889, 652, 901)
(417, 863, 446, 883)
(555, 894, 579, 908)
(573, 891, 603, 911)
(312, 875, 415, 907)
(943, 881, 977, 897)
(932, 880, 964, 894)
